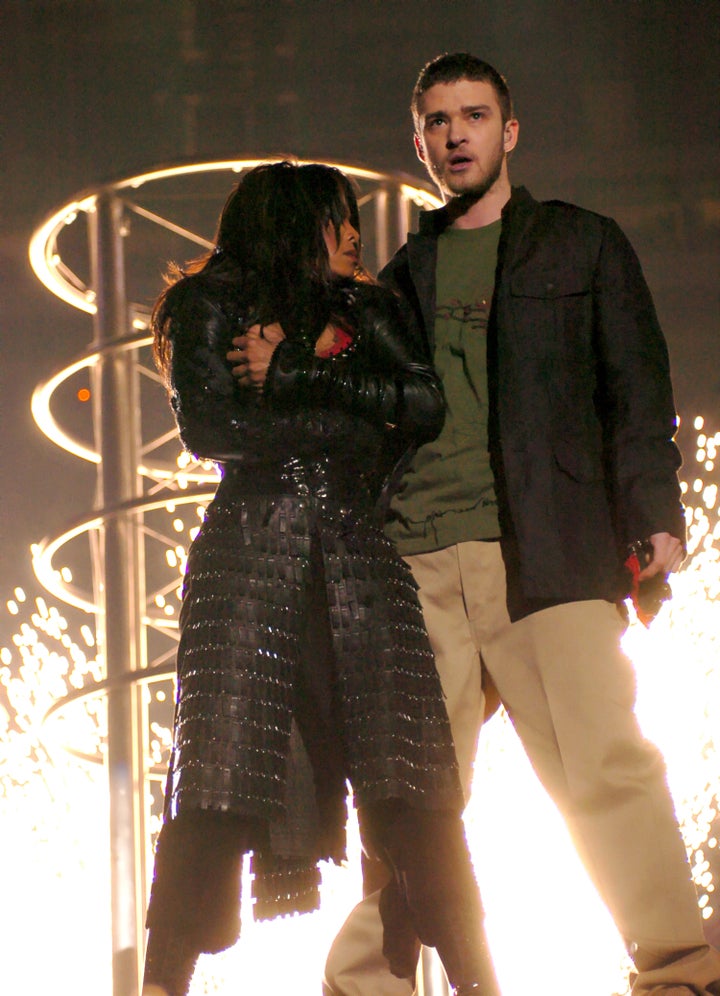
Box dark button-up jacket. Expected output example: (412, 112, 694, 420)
(380, 186, 685, 614)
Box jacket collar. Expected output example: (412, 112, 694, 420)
(416, 185, 536, 237)
(405, 186, 538, 347)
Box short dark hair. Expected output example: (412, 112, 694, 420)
(411, 53, 513, 130)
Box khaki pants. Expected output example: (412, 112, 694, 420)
(323, 541, 720, 995)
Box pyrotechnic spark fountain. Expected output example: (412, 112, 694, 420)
(1, 419, 718, 996)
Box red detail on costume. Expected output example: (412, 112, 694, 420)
(317, 325, 354, 358)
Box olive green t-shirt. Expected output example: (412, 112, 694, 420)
(386, 221, 502, 554)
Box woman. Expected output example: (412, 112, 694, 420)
(143, 161, 498, 996)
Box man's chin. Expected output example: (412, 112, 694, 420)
(442, 174, 477, 197)
(439, 159, 503, 202)
(429, 168, 472, 199)
(446, 188, 489, 213)
(436, 177, 481, 205)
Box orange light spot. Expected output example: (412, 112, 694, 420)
(77, 388, 91, 402)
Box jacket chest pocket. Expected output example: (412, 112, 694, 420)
(504, 269, 601, 450)
(509, 267, 589, 300)
(507, 270, 594, 369)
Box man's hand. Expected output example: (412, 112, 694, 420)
(638, 531, 685, 580)
(227, 322, 285, 389)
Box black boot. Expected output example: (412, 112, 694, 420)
(433, 915, 502, 995)
(143, 928, 199, 996)
(369, 804, 502, 994)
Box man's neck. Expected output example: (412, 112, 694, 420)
(446, 176, 511, 230)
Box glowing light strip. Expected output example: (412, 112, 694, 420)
(136, 463, 219, 484)
(30, 333, 221, 484)
(32, 490, 215, 612)
(43, 659, 176, 722)
(32, 517, 104, 612)
(28, 194, 98, 312)
(113, 158, 396, 191)
(31, 332, 151, 462)
(31, 352, 101, 463)
(399, 181, 443, 209)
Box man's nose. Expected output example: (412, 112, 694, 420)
(446, 121, 467, 148)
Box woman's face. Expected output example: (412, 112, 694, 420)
(323, 215, 360, 278)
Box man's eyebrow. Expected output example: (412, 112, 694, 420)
(461, 103, 492, 114)
(423, 103, 492, 120)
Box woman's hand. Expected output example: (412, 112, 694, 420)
(227, 322, 285, 389)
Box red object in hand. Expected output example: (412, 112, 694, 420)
(624, 548, 652, 627)
(623, 540, 672, 628)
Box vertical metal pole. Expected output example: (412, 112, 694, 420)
(418, 947, 451, 995)
(396, 188, 412, 251)
(375, 185, 415, 270)
(374, 185, 389, 271)
(89, 191, 147, 996)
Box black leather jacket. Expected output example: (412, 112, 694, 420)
(150, 274, 460, 934)
(166, 275, 444, 506)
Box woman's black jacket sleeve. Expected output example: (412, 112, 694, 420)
(265, 284, 443, 443)
(166, 278, 444, 465)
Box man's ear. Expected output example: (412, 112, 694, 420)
(413, 133, 426, 163)
(503, 119, 519, 154)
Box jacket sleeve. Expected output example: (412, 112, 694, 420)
(167, 285, 269, 461)
(593, 218, 686, 545)
(264, 286, 445, 446)
(378, 247, 432, 362)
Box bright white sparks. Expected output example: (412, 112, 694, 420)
(1, 421, 718, 996)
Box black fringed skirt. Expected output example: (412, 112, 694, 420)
(147, 466, 462, 951)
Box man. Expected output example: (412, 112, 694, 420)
(323, 53, 720, 995)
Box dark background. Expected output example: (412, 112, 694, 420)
(1, 0, 718, 599)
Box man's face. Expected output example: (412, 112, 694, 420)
(414, 79, 518, 200)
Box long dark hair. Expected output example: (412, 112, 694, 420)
(152, 161, 366, 376)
